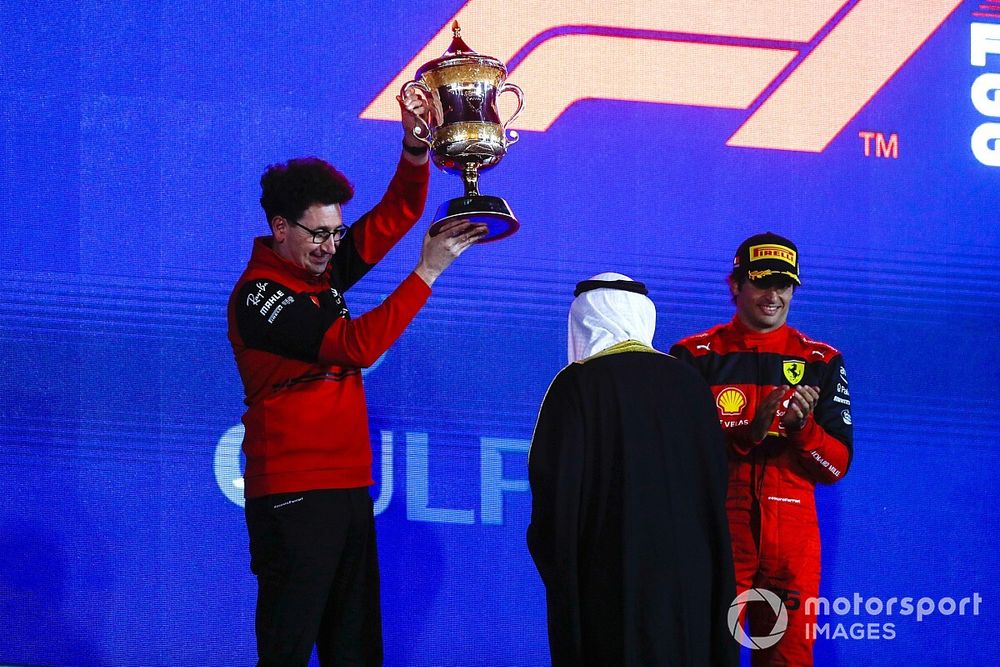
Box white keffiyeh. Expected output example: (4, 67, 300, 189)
(567, 272, 656, 363)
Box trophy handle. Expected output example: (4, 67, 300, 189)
(400, 80, 435, 147)
(498, 82, 524, 146)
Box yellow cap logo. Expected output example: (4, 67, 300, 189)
(717, 387, 747, 415)
(749, 243, 797, 267)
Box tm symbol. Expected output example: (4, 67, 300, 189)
(859, 131, 899, 159)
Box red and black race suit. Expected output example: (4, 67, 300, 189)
(671, 317, 852, 666)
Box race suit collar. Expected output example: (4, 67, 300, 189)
(729, 314, 790, 342)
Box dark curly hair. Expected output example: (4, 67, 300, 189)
(259, 157, 355, 227)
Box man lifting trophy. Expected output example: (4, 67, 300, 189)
(401, 22, 524, 242)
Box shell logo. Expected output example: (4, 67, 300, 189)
(717, 387, 747, 415)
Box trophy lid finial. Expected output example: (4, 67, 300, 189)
(446, 20, 474, 54)
(416, 20, 503, 78)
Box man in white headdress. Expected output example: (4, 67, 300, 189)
(527, 273, 737, 667)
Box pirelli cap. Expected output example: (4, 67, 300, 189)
(732, 232, 801, 285)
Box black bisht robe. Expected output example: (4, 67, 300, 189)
(527, 344, 737, 666)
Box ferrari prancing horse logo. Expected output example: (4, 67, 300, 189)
(783, 360, 805, 385)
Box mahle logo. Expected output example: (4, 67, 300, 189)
(729, 588, 789, 650)
(362, 0, 962, 152)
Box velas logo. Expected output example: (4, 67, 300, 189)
(361, 0, 962, 152)
(717, 387, 747, 415)
(750, 244, 796, 266)
(729, 588, 789, 649)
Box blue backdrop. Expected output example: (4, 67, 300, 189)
(2, 1, 998, 665)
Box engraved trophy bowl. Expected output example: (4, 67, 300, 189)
(401, 21, 524, 243)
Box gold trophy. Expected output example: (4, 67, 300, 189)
(401, 22, 524, 242)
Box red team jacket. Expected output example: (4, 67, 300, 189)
(228, 156, 430, 499)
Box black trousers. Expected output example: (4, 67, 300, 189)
(245, 487, 382, 667)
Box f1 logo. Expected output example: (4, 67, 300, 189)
(361, 0, 961, 152)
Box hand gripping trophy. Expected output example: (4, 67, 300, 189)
(401, 22, 524, 242)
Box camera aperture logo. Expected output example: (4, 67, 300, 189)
(728, 588, 788, 650)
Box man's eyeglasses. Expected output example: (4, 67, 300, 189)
(288, 218, 349, 245)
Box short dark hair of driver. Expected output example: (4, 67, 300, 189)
(259, 157, 355, 228)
